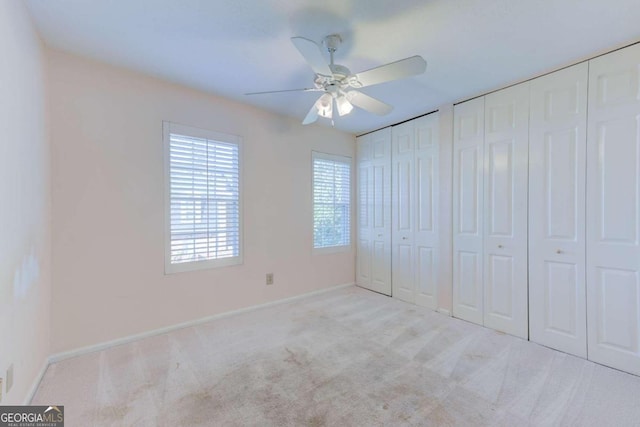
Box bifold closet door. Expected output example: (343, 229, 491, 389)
(414, 114, 440, 309)
(356, 128, 392, 295)
(587, 44, 640, 376)
(356, 133, 372, 288)
(392, 121, 415, 303)
(453, 98, 485, 325)
(482, 83, 530, 338)
(391, 114, 440, 307)
(529, 63, 588, 357)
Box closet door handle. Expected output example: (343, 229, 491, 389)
(556, 249, 563, 254)
(497, 244, 503, 249)
(377, 234, 383, 237)
(402, 237, 408, 240)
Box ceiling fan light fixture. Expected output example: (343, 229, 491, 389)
(316, 93, 333, 118)
(336, 94, 353, 116)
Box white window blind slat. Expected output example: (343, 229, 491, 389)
(165, 123, 242, 271)
(313, 152, 351, 250)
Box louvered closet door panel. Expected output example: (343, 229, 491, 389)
(392, 121, 416, 303)
(370, 128, 392, 295)
(356, 134, 373, 289)
(482, 83, 530, 338)
(414, 114, 439, 309)
(529, 63, 588, 357)
(587, 44, 640, 376)
(453, 98, 485, 325)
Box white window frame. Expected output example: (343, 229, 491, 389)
(163, 121, 243, 274)
(312, 151, 353, 255)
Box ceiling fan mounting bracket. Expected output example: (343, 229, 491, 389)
(322, 34, 342, 54)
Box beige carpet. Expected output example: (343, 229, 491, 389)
(33, 286, 640, 426)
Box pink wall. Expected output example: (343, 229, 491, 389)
(0, 0, 52, 404)
(47, 50, 356, 353)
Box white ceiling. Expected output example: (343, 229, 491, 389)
(25, 0, 640, 135)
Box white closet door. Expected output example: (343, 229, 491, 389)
(453, 98, 485, 325)
(482, 83, 530, 338)
(587, 44, 640, 376)
(356, 133, 373, 288)
(414, 114, 440, 309)
(356, 129, 392, 296)
(529, 63, 588, 357)
(392, 121, 415, 303)
(370, 128, 392, 295)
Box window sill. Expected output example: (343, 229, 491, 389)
(312, 245, 352, 256)
(164, 256, 243, 274)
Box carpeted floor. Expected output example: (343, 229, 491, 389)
(33, 286, 640, 426)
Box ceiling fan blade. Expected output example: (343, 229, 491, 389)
(302, 98, 321, 125)
(245, 88, 321, 95)
(350, 55, 426, 88)
(291, 37, 333, 77)
(346, 91, 393, 116)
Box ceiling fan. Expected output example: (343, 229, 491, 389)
(245, 34, 427, 125)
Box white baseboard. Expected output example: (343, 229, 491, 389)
(49, 282, 354, 364)
(23, 360, 49, 405)
(437, 308, 452, 316)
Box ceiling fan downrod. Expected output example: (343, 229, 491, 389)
(323, 34, 342, 66)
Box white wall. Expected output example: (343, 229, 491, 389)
(47, 50, 356, 354)
(0, 0, 51, 404)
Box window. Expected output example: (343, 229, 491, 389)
(163, 122, 242, 273)
(312, 151, 352, 252)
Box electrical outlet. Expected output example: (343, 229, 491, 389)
(6, 364, 13, 394)
(266, 273, 274, 285)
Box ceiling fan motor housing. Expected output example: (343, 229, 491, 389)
(314, 63, 352, 90)
(329, 64, 351, 80)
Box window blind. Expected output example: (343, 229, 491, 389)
(167, 128, 240, 268)
(313, 152, 351, 249)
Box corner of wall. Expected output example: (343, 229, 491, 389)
(437, 104, 454, 315)
(0, 0, 53, 405)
